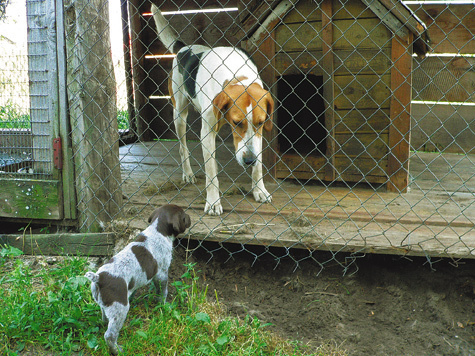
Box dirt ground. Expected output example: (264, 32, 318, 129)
(167, 240, 475, 356)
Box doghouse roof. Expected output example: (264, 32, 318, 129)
(236, 0, 430, 56)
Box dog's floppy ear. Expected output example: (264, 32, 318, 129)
(148, 208, 160, 224)
(172, 211, 191, 236)
(212, 91, 230, 132)
(263, 92, 274, 132)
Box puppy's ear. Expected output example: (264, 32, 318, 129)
(212, 91, 230, 132)
(264, 92, 274, 132)
(172, 211, 191, 236)
(148, 208, 161, 224)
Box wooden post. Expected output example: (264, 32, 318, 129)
(387, 34, 413, 193)
(120, 0, 136, 134)
(321, 0, 335, 181)
(56, 0, 77, 219)
(128, 0, 151, 141)
(64, 0, 123, 232)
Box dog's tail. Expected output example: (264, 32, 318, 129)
(85, 271, 99, 283)
(151, 4, 185, 53)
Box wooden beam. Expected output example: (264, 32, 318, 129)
(121, 0, 136, 135)
(321, 0, 335, 181)
(129, 0, 151, 141)
(244, 0, 295, 51)
(387, 34, 413, 193)
(0, 233, 115, 256)
(361, 0, 409, 40)
(64, 0, 123, 231)
(56, 0, 77, 220)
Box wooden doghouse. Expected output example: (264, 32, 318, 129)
(237, 0, 430, 192)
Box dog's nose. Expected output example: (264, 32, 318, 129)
(243, 156, 256, 166)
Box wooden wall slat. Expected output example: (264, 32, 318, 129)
(275, 48, 392, 77)
(334, 74, 391, 110)
(276, 18, 392, 53)
(408, 4, 475, 54)
(335, 108, 390, 133)
(335, 133, 388, 159)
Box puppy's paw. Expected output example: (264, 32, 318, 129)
(107, 342, 122, 355)
(253, 188, 272, 203)
(205, 201, 223, 216)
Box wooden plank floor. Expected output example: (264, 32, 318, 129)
(119, 140, 475, 259)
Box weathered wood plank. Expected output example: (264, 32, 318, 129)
(56, 0, 76, 220)
(0, 233, 114, 256)
(335, 108, 390, 133)
(282, 0, 374, 23)
(334, 156, 388, 180)
(387, 35, 412, 193)
(0, 179, 61, 219)
(335, 132, 388, 159)
(272, 47, 393, 77)
(408, 4, 475, 54)
(322, 0, 335, 181)
(333, 18, 392, 51)
(276, 154, 326, 179)
(334, 74, 391, 110)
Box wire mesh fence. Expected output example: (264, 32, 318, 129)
(1, 0, 474, 266)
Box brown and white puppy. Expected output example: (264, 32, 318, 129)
(85, 205, 191, 355)
(151, 5, 274, 216)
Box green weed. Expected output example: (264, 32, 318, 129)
(0, 102, 30, 129)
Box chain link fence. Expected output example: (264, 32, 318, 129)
(1, 0, 474, 267)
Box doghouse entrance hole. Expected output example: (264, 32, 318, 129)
(277, 74, 326, 157)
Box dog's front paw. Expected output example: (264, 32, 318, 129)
(205, 200, 223, 216)
(253, 187, 272, 203)
(182, 172, 196, 184)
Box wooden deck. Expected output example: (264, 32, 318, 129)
(119, 140, 475, 259)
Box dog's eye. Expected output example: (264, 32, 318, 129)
(233, 120, 244, 127)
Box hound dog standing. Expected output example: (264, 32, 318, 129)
(151, 4, 274, 216)
(85, 205, 191, 355)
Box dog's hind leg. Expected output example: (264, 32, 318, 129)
(153, 273, 168, 303)
(104, 304, 129, 355)
(173, 97, 196, 184)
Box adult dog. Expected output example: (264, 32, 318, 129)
(151, 4, 274, 215)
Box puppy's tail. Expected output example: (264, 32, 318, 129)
(151, 4, 185, 53)
(85, 271, 99, 283)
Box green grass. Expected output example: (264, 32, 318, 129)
(0, 105, 129, 130)
(0, 245, 346, 356)
(0, 102, 30, 129)
(117, 109, 129, 130)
